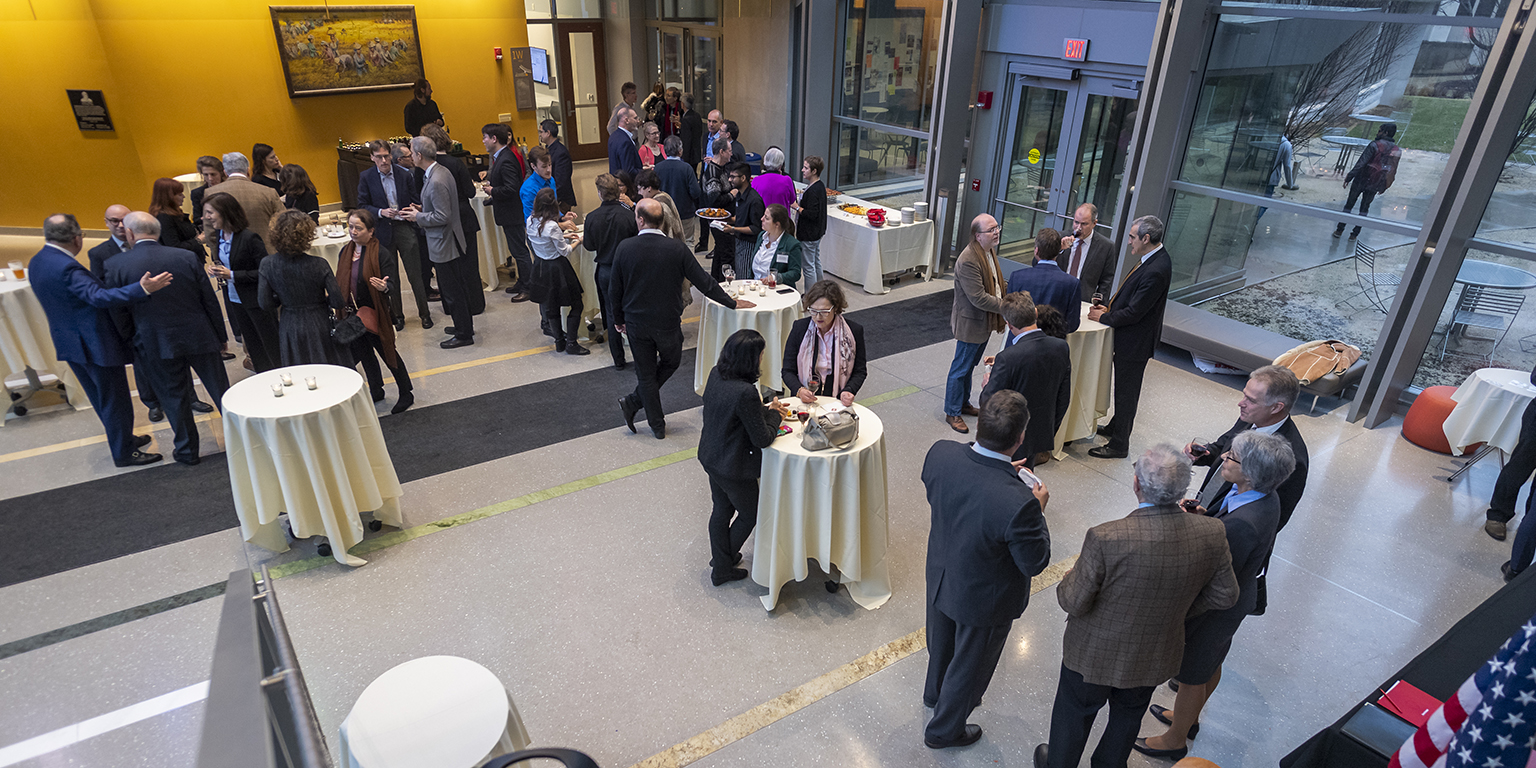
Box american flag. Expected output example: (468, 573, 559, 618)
(1390, 616, 1536, 768)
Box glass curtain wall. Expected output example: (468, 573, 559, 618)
(833, 0, 944, 205)
(1162, 0, 1527, 400)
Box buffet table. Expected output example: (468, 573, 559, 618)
(1055, 303, 1115, 457)
(339, 655, 532, 768)
(222, 364, 403, 566)
(0, 278, 85, 422)
(693, 281, 802, 395)
(795, 185, 935, 295)
(753, 397, 891, 611)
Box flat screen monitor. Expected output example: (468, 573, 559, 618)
(530, 47, 549, 85)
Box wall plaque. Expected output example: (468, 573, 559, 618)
(67, 90, 114, 131)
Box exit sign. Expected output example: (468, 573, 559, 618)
(1062, 38, 1089, 61)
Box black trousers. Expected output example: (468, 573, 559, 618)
(67, 361, 136, 463)
(350, 333, 413, 398)
(1046, 664, 1156, 768)
(542, 297, 585, 350)
(461, 227, 487, 315)
(380, 234, 432, 321)
(138, 348, 231, 464)
(706, 473, 759, 572)
(1491, 398, 1536, 522)
(415, 228, 435, 290)
(594, 265, 627, 366)
(924, 602, 1012, 743)
(502, 223, 534, 293)
(128, 350, 160, 410)
(435, 252, 478, 341)
(228, 301, 279, 373)
(1104, 354, 1149, 452)
(1341, 185, 1377, 222)
(624, 324, 684, 432)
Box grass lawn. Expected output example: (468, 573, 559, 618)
(1348, 96, 1470, 153)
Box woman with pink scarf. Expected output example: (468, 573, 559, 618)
(781, 280, 868, 406)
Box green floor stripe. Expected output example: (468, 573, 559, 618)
(5, 383, 925, 657)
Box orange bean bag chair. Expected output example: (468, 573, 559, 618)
(1402, 385, 1462, 455)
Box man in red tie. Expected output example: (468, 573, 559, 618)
(1060, 203, 1116, 303)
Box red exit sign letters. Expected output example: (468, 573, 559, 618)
(1062, 38, 1089, 61)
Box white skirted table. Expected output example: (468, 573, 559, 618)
(469, 192, 509, 292)
(693, 281, 801, 396)
(752, 397, 891, 611)
(222, 364, 403, 566)
(1444, 368, 1536, 471)
(339, 656, 532, 768)
(1054, 304, 1116, 457)
(308, 229, 353, 274)
(817, 194, 935, 295)
(0, 278, 85, 423)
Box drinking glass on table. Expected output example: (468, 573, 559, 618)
(722, 264, 736, 282)
(1091, 292, 1104, 307)
(766, 270, 778, 288)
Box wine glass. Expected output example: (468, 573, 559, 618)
(722, 264, 736, 283)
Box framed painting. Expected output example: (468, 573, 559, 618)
(270, 5, 425, 98)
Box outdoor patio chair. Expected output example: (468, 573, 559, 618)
(1439, 286, 1524, 362)
(1335, 240, 1401, 313)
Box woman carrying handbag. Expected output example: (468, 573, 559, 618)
(336, 209, 414, 414)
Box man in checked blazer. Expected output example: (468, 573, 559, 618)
(1035, 444, 1237, 768)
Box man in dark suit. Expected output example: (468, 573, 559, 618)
(679, 94, 705, 169)
(357, 139, 433, 330)
(423, 125, 484, 315)
(1061, 203, 1116, 303)
(540, 119, 578, 214)
(583, 174, 639, 370)
(1006, 228, 1081, 334)
(30, 214, 172, 467)
(610, 199, 753, 440)
(655, 136, 703, 248)
(609, 106, 642, 176)
(87, 203, 174, 419)
(980, 293, 1071, 468)
(483, 123, 533, 303)
(105, 213, 231, 466)
(1034, 444, 1238, 768)
(403, 137, 475, 349)
(921, 391, 1052, 749)
(1087, 214, 1172, 459)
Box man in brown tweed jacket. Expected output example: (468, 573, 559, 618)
(1034, 444, 1238, 768)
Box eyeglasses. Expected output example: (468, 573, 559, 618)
(105, 217, 124, 225)
(808, 307, 834, 316)
(981, 225, 1002, 235)
(1223, 451, 1242, 465)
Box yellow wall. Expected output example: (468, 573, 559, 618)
(2, 0, 538, 229)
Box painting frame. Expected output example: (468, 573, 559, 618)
(270, 5, 426, 98)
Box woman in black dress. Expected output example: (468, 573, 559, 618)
(203, 192, 280, 372)
(278, 164, 320, 222)
(336, 210, 413, 414)
(1134, 430, 1296, 761)
(251, 143, 283, 192)
(699, 330, 791, 585)
(149, 177, 206, 264)
(782, 280, 867, 407)
(525, 188, 588, 355)
(258, 210, 351, 367)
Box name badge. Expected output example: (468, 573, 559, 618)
(775, 253, 788, 264)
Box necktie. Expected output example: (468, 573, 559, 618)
(1107, 260, 1142, 309)
(1068, 240, 1083, 277)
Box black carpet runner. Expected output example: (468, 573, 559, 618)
(0, 289, 955, 587)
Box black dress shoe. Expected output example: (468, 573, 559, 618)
(133, 434, 153, 448)
(1132, 738, 1187, 761)
(147, 407, 164, 423)
(960, 402, 980, 417)
(420, 316, 434, 330)
(1504, 560, 1521, 583)
(1088, 445, 1129, 459)
(176, 454, 201, 466)
(566, 343, 591, 356)
(619, 396, 639, 433)
(733, 552, 744, 566)
(925, 724, 983, 749)
(441, 337, 475, 349)
(711, 567, 748, 585)
(615, 361, 627, 371)
(115, 450, 162, 467)
(504, 286, 519, 294)
(391, 393, 414, 415)
(1150, 703, 1198, 739)
(1033, 743, 1048, 768)
(653, 425, 666, 440)
(1095, 423, 1112, 437)
(372, 389, 386, 403)
(220, 351, 236, 361)
(190, 400, 214, 414)
(509, 291, 532, 303)
(394, 318, 406, 332)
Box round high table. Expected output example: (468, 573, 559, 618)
(1053, 303, 1115, 457)
(752, 397, 890, 611)
(1443, 369, 1536, 481)
(222, 364, 403, 566)
(693, 281, 801, 395)
(0, 279, 85, 422)
(338, 656, 532, 768)
(469, 191, 508, 291)
(308, 229, 353, 274)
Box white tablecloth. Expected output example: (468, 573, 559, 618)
(469, 192, 509, 292)
(174, 172, 204, 216)
(693, 281, 802, 395)
(753, 397, 891, 611)
(339, 656, 531, 768)
(0, 279, 85, 418)
(815, 192, 935, 295)
(222, 364, 403, 566)
(1055, 303, 1115, 457)
(308, 230, 353, 274)
(1444, 367, 1536, 454)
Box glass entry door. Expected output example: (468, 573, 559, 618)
(556, 22, 609, 161)
(649, 27, 722, 117)
(993, 75, 1138, 264)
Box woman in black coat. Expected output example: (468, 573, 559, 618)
(1134, 430, 1296, 761)
(699, 329, 790, 586)
(149, 177, 206, 264)
(258, 211, 351, 368)
(782, 280, 867, 406)
(203, 191, 281, 372)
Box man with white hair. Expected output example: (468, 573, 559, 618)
(402, 136, 475, 349)
(202, 152, 282, 251)
(1034, 444, 1237, 768)
(104, 212, 231, 466)
(29, 213, 172, 467)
